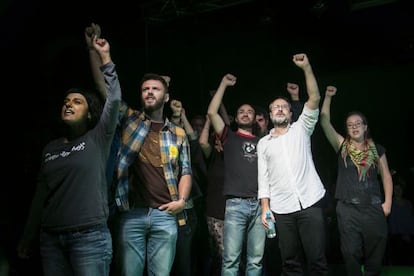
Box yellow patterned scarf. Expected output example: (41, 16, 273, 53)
(341, 138, 379, 182)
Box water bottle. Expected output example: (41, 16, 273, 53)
(265, 210, 276, 238)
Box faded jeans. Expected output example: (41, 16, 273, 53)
(222, 197, 266, 276)
(40, 224, 112, 276)
(115, 207, 177, 276)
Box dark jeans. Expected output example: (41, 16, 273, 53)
(171, 207, 198, 276)
(276, 202, 328, 276)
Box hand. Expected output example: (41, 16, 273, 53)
(92, 36, 110, 58)
(170, 99, 182, 117)
(261, 209, 275, 228)
(221, 74, 237, 87)
(85, 23, 101, 49)
(292, 53, 310, 69)
(286, 82, 299, 98)
(158, 199, 185, 215)
(214, 138, 223, 152)
(382, 202, 392, 217)
(325, 86, 337, 97)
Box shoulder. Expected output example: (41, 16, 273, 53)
(374, 143, 386, 156)
(166, 121, 186, 137)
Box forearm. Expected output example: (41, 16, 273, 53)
(170, 116, 182, 127)
(320, 96, 332, 123)
(320, 96, 342, 152)
(207, 87, 226, 134)
(219, 103, 231, 126)
(181, 113, 195, 136)
(383, 177, 393, 206)
(89, 49, 107, 99)
(199, 120, 211, 145)
(101, 62, 121, 102)
(207, 83, 226, 116)
(22, 180, 48, 245)
(290, 94, 300, 101)
(260, 198, 270, 211)
(303, 66, 320, 109)
(381, 165, 394, 207)
(178, 174, 192, 201)
(200, 144, 212, 159)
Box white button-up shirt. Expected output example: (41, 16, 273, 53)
(257, 105, 326, 214)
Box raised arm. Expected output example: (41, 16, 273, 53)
(320, 86, 344, 152)
(85, 23, 106, 99)
(92, 35, 112, 66)
(207, 74, 236, 136)
(292, 53, 320, 110)
(170, 99, 197, 140)
(210, 89, 231, 126)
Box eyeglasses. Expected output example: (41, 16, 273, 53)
(347, 121, 364, 129)
(271, 104, 289, 111)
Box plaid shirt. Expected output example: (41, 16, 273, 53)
(114, 102, 192, 225)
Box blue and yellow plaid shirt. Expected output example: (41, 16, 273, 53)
(114, 101, 192, 225)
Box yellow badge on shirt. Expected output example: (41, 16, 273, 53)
(169, 145, 178, 158)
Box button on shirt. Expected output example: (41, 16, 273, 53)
(257, 106, 326, 214)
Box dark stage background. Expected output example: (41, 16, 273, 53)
(2, 0, 414, 274)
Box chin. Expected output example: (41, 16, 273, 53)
(272, 118, 287, 126)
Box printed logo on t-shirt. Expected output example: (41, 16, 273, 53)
(242, 141, 257, 162)
(44, 142, 86, 163)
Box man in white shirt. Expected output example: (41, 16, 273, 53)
(257, 53, 328, 275)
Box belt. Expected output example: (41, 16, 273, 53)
(227, 195, 258, 200)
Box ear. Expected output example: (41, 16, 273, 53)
(164, 93, 170, 103)
(87, 112, 91, 119)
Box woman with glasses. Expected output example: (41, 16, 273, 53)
(320, 85, 393, 276)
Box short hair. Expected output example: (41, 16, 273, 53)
(64, 87, 103, 129)
(254, 105, 269, 122)
(268, 96, 291, 112)
(140, 73, 169, 93)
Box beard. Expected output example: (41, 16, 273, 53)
(143, 97, 165, 113)
(271, 117, 289, 127)
(237, 120, 254, 129)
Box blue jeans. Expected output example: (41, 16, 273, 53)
(222, 197, 266, 276)
(40, 224, 112, 276)
(115, 207, 178, 276)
